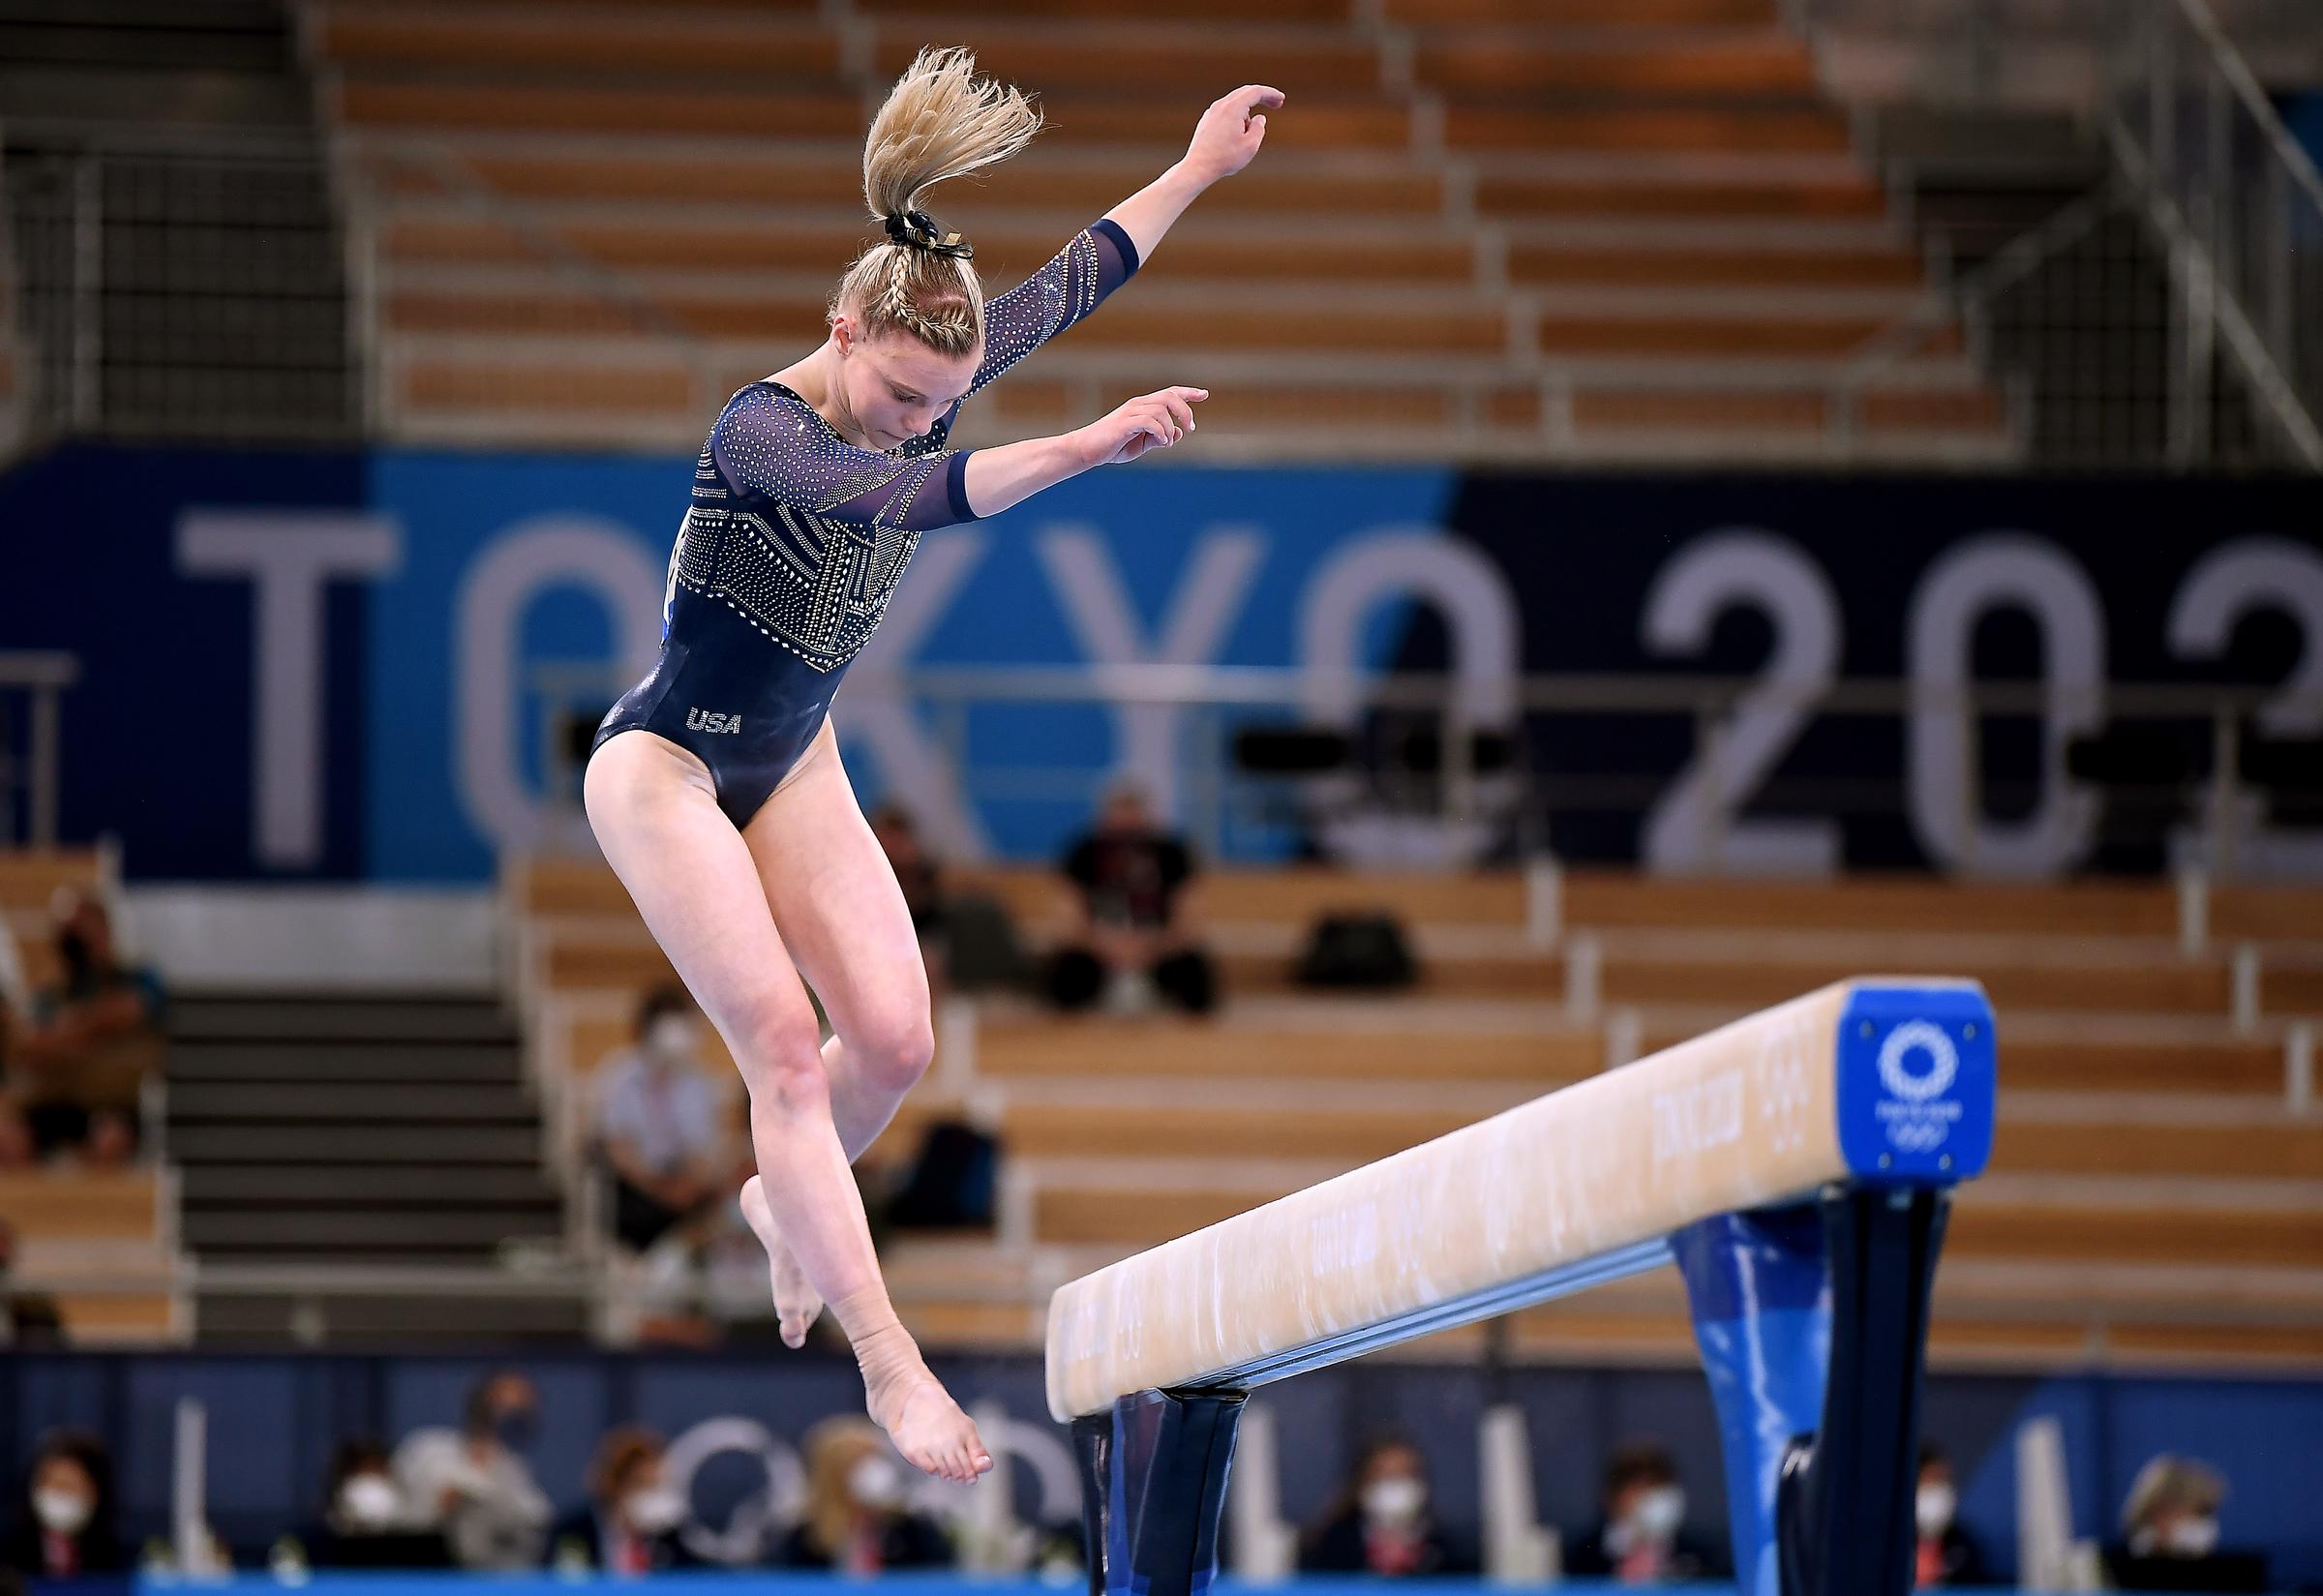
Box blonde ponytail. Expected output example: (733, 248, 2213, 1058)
(832, 47, 1042, 358)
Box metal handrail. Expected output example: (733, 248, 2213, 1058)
(2106, 0, 2323, 466)
(534, 657, 2323, 721)
(2166, 0, 2323, 214)
(1829, 186, 2119, 452)
(0, 650, 80, 848)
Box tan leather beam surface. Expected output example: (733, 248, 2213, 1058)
(1047, 979, 1966, 1421)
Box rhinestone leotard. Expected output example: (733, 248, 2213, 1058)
(591, 219, 1140, 827)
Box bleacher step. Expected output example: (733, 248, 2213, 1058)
(168, 1039, 524, 1083)
(171, 996, 518, 1043)
(167, 1080, 536, 1122)
(186, 1209, 561, 1249)
(181, 1165, 561, 1204)
(167, 1125, 543, 1163)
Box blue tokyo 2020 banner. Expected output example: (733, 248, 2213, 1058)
(0, 442, 1452, 880)
(3, 441, 2318, 882)
(363, 452, 1457, 881)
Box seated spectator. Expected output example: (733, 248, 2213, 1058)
(0, 1218, 65, 1349)
(870, 805, 948, 942)
(0, 1096, 35, 1170)
(307, 1439, 447, 1569)
(1302, 1436, 1462, 1577)
(550, 1427, 691, 1577)
(596, 987, 730, 1252)
(392, 1370, 553, 1571)
(10, 893, 163, 1166)
(776, 1418, 950, 1574)
(2, 1430, 126, 1579)
(871, 805, 1030, 994)
(1043, 786, 1217, 1015)
(2106, 1455, 2267, 1592)
(1914, 1442, 1987, 1587)
(1565, 1441, 1724, 1585)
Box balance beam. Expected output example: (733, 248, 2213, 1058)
(1047, 979, 1996, 1596)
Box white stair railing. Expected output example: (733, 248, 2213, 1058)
(2107, 0, 2323, 467)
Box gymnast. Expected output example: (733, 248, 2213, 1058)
(585, 46, 1282, 1485)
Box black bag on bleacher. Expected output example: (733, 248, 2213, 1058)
(1294, 912, 1417, 990)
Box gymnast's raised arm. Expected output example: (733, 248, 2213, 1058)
(968, 84, 1284, 397)
(1105, 84, 1283, 265)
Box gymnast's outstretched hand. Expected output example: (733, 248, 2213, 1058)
(1182, 84, 1284, 183)
(1076, 385, 1208, 466)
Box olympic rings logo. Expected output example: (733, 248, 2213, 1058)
(1876, 1020, 1959, 1104)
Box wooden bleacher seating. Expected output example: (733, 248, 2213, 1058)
(0, 1168, 176, 1343)
(506, 849, 2323, 1370)
(0, 849, 178, 1343)
(305, 0, 2011, 462)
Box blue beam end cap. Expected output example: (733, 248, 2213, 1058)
(1835, 981, 1997, 1185)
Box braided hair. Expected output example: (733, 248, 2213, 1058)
(830, 47, 1041, 358)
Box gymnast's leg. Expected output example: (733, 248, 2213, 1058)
(584, 729, 987, 1483)
(733, 720, 935, 1347)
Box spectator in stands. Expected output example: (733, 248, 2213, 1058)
(11, 892, 163, 1166)
(307, 1438, 447, 1569)
(871, 805, 1031, 994)
(596, 987, 731, 1252)
(549, 1427, 691, 1577)
(1914, 1442, 1987, 1586)
(1043, 785, 1217, 1015)
(2, 1430, 125, 1580)
(2107, 1455, 2266, 1592)
(872, 805, 948, 944)
(0, 1096, 34, 1169)
(0, 1218, 64, 1348)
(1565, 1441, 1724, 1584)
(1302, 1436, 1462, 1577)
(392, 1370, 554, 1571)
(776, 1418, 950, 1574)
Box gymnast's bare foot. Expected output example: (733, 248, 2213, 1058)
(869, 1353, 991, 1485)
(739, 1175, 824, 1348)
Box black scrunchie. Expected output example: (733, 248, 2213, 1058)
(883, 209, 974, 260)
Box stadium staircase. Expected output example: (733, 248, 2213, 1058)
(165, 993, 586, 1342)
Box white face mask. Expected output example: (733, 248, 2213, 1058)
(2163, 1517, 2220, 1558)
(847, 1456, 904, 1510)
(33, 1488, 94, 1536)
(622, 1487, 686, 1535)
(1362, 1478, 1427, 1526)
(1916, 1483, 1956, 1538)
(645, 1015, 697, 1067)
(1628, 1485, 1685, 1543)
(338, 1473, 402, 1530)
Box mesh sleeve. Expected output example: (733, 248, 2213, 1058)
(967, 218, 1140, 396)
(709, 383, 977, 530)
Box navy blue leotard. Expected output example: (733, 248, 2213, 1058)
(592, 219, 1140, 827)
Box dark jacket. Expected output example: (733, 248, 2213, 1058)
(1, 1518, 130, 1579)
(547, 1507, 692, 1575)
(1918, 1523, 1990, 1587)
(1302, 1507, 1463, 1577)
(775, 1512, 950, 1573)
(1564, 1521, 1729, 1581)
